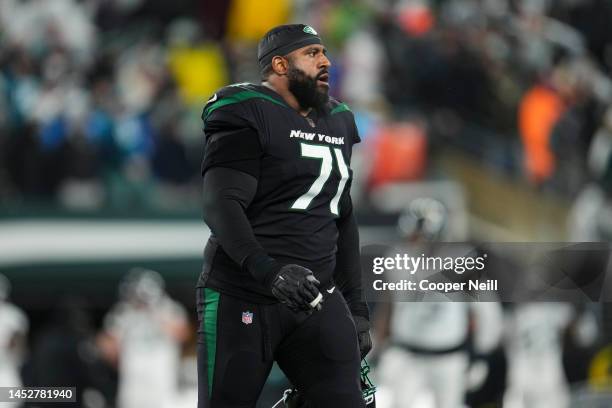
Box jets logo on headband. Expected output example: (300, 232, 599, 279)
(303, 26, 318, 35)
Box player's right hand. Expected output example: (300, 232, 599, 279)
(270, 264, 323, 312)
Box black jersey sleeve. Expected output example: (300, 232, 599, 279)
(202, 167, 282, 285)
(201, 127, 263, 179)
(202, 167, 259, 261)
(334, 192, 369, 321)
(201, 88, 286, 286)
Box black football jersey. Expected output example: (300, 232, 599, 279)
(199, 83, 360, 302)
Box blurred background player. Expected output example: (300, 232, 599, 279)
(0, 274, 28, 406)
(503, 301, 599, 408)
(374, 198, 503, 408)
(100, 268, 189, 408)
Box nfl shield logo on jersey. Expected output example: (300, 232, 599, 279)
(242, 311, 253, 325)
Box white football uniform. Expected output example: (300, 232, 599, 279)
(377, 241, 503, 408)
(0, 302, 28, 385)
(503, 303, 573, 408)
(105, 296, 187, 408)
(378, 301, 471, 408)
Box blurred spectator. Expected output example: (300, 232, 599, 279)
(518, 69, 566, 186)
(339, 23, 385, 110)
(568, 105, 612, 240)
(225, 0, 291, 42)
(0, 0, 96, 66)
(100, 268, 189, 408)
(550, 0, 612, 73)
(1, 0, 612, 209)
(518, 54, 604, 190)
(166, 24, 229, 104)
(152, 123, 194, 185)
(367, 121, 428, 190)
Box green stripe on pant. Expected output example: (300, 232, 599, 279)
(204, 288, 220, 395)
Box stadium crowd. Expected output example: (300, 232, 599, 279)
(2, 0, 612, 214)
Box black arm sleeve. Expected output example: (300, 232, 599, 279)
(334, 193, 370, 321)
(202, 167, 281, 286)
(201, 127, 263, 178)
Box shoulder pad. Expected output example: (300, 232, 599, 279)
(328, 98, 352, 115)
(202, 83, 287, 121)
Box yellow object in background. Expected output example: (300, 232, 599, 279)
(226, 0, 291, 42)
(589, 344, 612, 390)
(168, 44, 229, 105)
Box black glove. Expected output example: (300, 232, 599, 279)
(283, 388, 307, 408)
(353, 315, 372, 359)
(270, 264, 323, 312)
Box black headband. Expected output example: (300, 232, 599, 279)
(257, 24, 322, 68)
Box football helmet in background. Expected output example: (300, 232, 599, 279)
(119, 267, 165, 305)
(397, 197, 447, 241)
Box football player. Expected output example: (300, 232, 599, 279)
(503, 302, 574, 408)
(102, 268, 189, 408)
(197, 24, 371, 407)
(375, 198, 503, 408)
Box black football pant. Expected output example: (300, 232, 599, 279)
(196, 286, 364, 408)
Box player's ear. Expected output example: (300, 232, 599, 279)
(271, 55, 289, 76)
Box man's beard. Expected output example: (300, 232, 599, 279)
(287, 65, 329, 111)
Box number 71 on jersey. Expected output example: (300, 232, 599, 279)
(291, 142, 349, 216)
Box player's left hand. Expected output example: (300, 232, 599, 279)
(353, 315, 372, 359)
